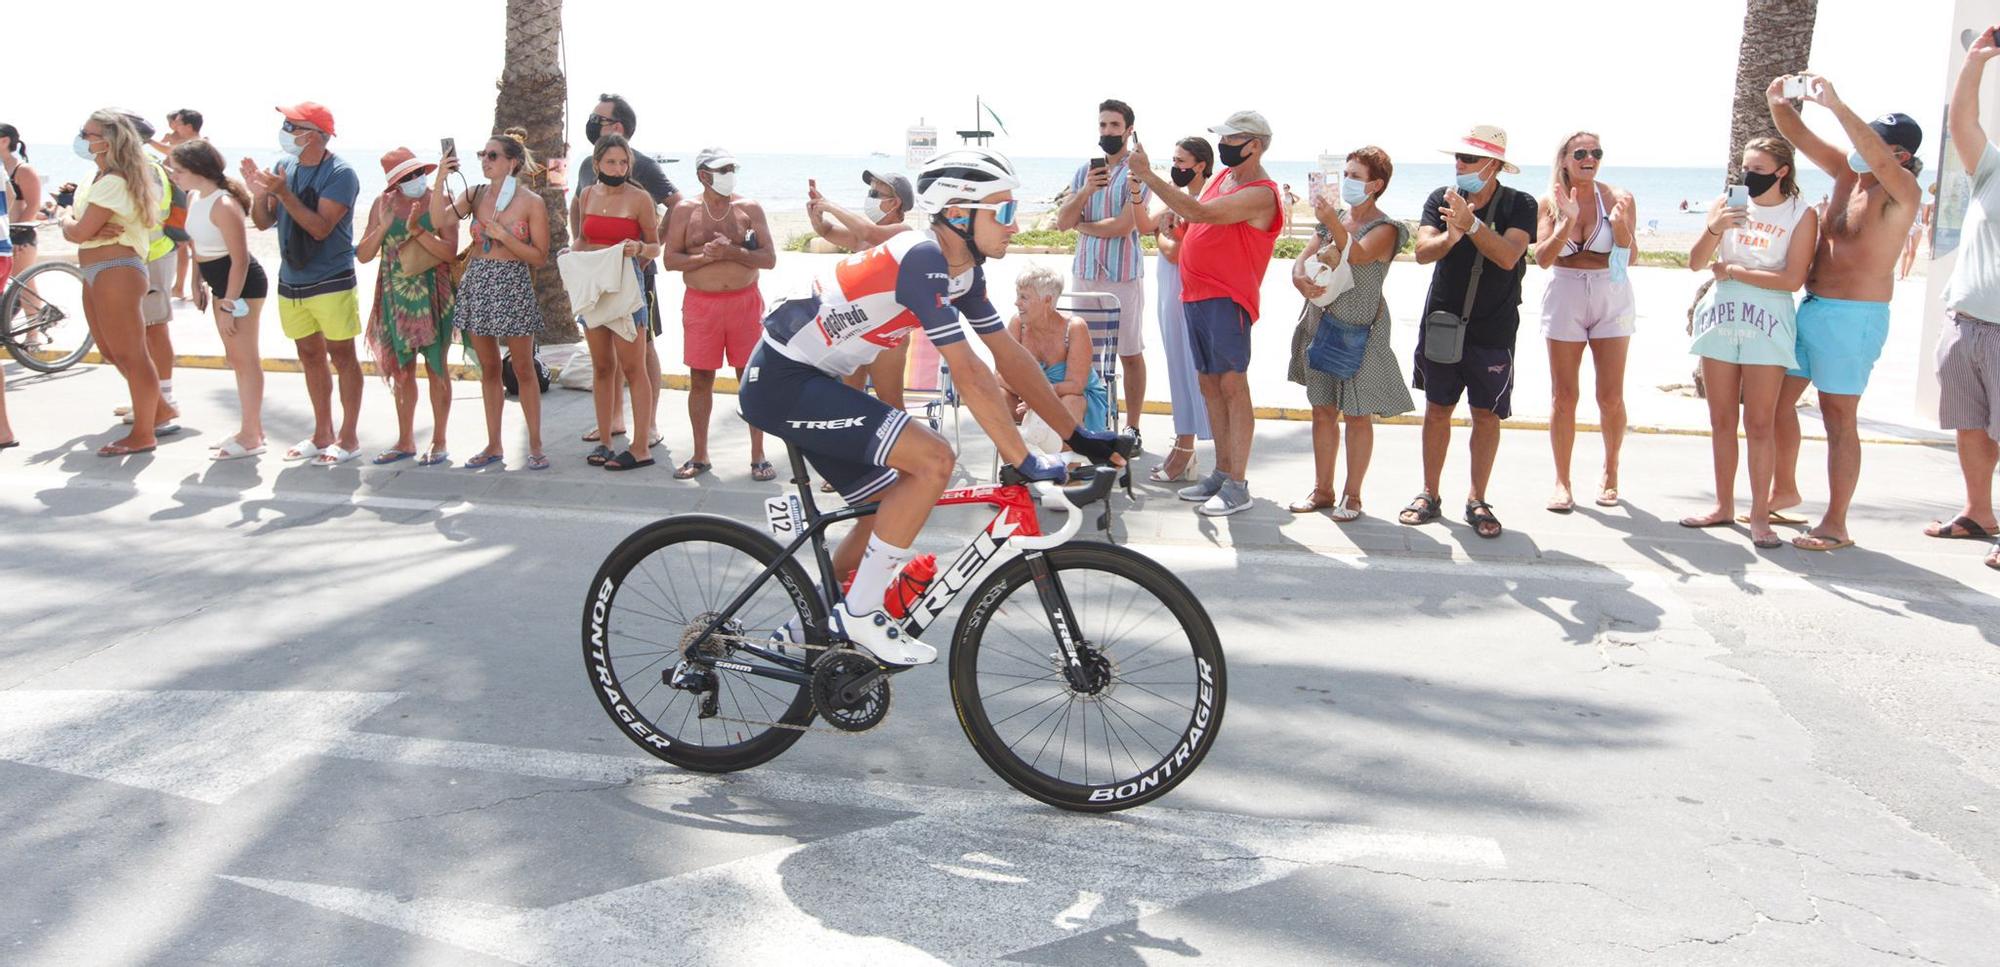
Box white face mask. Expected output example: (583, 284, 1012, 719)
(865, 195, 893, 224)
(495, 174, 518, 211)
(279, 129, 306, 157)
(398, 179, 428, 199)
(707, 171, 736, 196)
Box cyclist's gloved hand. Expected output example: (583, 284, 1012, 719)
(1066, 427, 1121, 464)
(1016, 452, 1069, 484)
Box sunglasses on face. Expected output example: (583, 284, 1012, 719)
(280, 120, 319, 136)
(1571, 148, 1605, 161)
(1454, 153, 1486, 166)
(957, 200, 1019, 225)
(77, 130, 102, 140)
(480, 150, 505, 161)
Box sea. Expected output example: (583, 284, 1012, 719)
(20, 144, 1924, 238)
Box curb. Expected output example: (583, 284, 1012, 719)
(118, 351, 1952, 450)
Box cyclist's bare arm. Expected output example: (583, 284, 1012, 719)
(934, 339, 1039, 467)
(979, 327, 1082, 436)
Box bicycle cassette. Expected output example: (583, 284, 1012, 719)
(811, 650, 891, 732)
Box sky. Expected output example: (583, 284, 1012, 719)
(6, 0, 1959, 168)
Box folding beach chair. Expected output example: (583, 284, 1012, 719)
(1056, 290, 1122, 431)
(899, 329, 963, 457)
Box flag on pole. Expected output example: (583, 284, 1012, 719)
(983, 102, 1010, 137)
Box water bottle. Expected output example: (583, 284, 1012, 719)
(883, 554, 938, 619)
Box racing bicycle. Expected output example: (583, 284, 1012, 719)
(1, 257, 93, 373)
(581, 437, 1226, 812)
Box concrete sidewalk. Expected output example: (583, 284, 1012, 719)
(4, 360, 1991, 587)
(126, 255, 1949, 444)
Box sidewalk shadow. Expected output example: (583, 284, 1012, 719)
(1763, 543, 2000, 646)
(1582, 498, 1762, 592)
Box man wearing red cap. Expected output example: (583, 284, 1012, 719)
(1765, 76, 1924, 551)
(241, 101, 366, 466)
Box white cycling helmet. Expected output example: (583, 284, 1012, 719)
(915, 148, 1021, 214)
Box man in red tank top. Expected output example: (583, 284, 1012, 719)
(1129, 111, 1283, 517)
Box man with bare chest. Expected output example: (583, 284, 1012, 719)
(1766, 75, 1923, 551)
(661, 147, 777, 480)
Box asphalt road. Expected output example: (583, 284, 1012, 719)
(2, 363, 1997, 965)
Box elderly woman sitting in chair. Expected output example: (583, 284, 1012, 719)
(1001, 263, 1109, 452)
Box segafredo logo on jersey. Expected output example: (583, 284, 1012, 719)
(1088, 657, 1217, 803)
(788, 416, 866, 430)
(821, 303, 871, 342)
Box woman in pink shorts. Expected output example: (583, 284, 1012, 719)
(1534, 132, 1638, 512)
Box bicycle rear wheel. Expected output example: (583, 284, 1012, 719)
(949, 543, 1226, 812)
(3, 261, 93, 373)
(583, 514, 825, 772)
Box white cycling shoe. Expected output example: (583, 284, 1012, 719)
(834, 603, 937, 666)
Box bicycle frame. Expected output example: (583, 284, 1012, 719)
(679, 445, 1098, 689)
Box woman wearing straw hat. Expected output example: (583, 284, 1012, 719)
(357, 147, 456, 466)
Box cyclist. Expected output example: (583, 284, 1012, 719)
(739, 148, 1120, 666)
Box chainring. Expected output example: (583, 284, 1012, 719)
(811, 650, 892, 732)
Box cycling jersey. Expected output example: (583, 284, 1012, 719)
(760, 231, 1002, 377)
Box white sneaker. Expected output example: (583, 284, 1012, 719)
(834, 603, 937, 666)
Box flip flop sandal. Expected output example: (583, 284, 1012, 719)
(0, 440, 19, 452)
(673, 459, 711, 480)
(586, 444, 615, 467)
(1753, 532, 1787, 549)
(1287, 492, 1334, 514)
(96, 442, 157, 457)
(283, 439, 323, 462)
(1680, 514, 1735, 528)
(155, 422, 183, 437)
(1329, 502, 1364, 523)
(464, 451, 506, 469)
(1398, 492, 1441, 526)
(750, 461, 778, 482)
(1986, 541, 2000, 571)
(604, 450, 656, 472)
(1736, 510, 1808, 526)
(418, 449, 452, 467)
(1595, 489, 1621, 507)
(372, 449, 415, 465)
(1465, 500, 1503, 539)
(526, 454, 552, 471)
(581, 428, 627, 442)
(1792, 534, 1855, 552)
(212, 439, 266, 461)
(1547, 496, 1575, 514)
(1925, 516, 1994, 540)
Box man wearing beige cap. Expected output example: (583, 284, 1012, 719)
(1129, 110, 1284, 517)
(1401, 124, 1538, 539)
(662, 147, 778, 481)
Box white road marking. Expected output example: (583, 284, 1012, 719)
(0, 689, 1506, 963)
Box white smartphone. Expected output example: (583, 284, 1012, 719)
(1726, 184, 1751, 209)
(1781, 75, 1808, 100)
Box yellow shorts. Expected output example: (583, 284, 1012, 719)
(278, 288, 362, 342)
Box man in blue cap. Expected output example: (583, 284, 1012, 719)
(1764, 74, 1924, 552)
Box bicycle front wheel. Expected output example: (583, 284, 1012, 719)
(950, 542, 1226, 812)
(583, 514, 825, 772)
(3, 261, 93, 373)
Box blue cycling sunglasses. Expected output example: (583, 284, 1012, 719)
(954, 200, 1018, 226)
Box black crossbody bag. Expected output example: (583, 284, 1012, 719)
(1422, 187, 1509, 365)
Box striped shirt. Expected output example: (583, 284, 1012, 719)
(1068, 159, 1150, 282)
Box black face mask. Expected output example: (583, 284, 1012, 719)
(1742, 170, 1781, 198)
(1170, 166, 1197, 188)
(584, 115, 605, 145)
(1218, 140, 1251, 168)
(598, 172, 629, 188)
(1099, 134, 1126, 156)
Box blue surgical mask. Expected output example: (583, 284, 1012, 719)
(398, 179, 428, 199)
(1455, 171, 1488, 194)
(495, 174, 518, 211)
(1847, 150, 1871, 175)
(73, 136, 95, 161)
(279, 130, 305, 157)
(1339, 177, 1370, 206)
(1609, 245, 1631, 284)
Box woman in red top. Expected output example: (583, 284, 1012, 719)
(575, 135, 663, 470)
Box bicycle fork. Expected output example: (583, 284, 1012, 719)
(1023, 550, 1103, 693)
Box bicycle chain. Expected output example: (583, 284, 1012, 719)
(688, 634, 874, 737)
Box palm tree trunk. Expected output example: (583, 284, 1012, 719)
(493, 0, 576, 343)
(1696, 0, 1818, 397)
(1727, 0, 1820, 182)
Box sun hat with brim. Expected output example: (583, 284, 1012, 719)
(1441, 124, 1519, 174)
(276, 102, 337, 137)
(1208, 110, 1272, 140)
(379, 147, 436, 188)
(861, 169, 916, 213)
